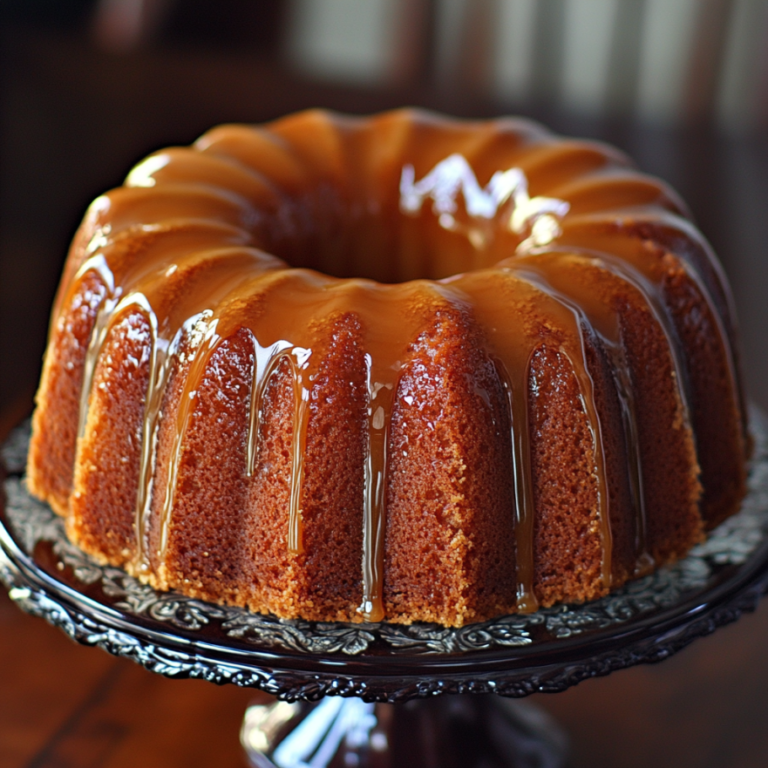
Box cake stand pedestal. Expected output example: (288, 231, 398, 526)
(3, 413, 768, 768)
(239, 691, 567, 767)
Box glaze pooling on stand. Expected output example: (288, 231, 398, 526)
(26, 109, 748, 627)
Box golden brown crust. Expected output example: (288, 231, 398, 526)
(384, 309, 517, 627)
(69, 308, 151, 565)
(529, 345, 608, 606)
(157, 329, 254, 605)
(293, 313, 367, 621)
(241, 354, 299, 615)
(28, 271, 108, 516)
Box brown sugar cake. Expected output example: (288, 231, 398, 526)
(26, 110, 749, 627)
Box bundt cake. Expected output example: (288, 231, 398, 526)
(27, 109, 749, 627)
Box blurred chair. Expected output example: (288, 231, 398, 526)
(87, 0, 768, 132)
(284, 0, 434, 85)
(91, 0, 174, 52)
(279, 0, 768, 133)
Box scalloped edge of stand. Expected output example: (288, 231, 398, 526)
(2, 412, 768, 702)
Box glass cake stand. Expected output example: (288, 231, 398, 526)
(3, 412, 768, 768)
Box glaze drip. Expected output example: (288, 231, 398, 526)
(158, 317, 220, 562)
(451, 267, 612, 600)
(243, 337, 314, 556)
(288, 347, 312, 554)
(499, 356, 537, 612)
(135, 312, 207, 570)
(246, 341, 292, 477)
(361, 363, 392, 622)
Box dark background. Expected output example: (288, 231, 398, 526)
(1, 1, 767, 766)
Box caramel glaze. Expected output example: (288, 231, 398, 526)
(27, 110, 749, 626)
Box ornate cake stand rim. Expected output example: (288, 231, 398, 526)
(2, 509, 767, 701)
(3, 508, 768, 667)
(2, 410, 768, 700)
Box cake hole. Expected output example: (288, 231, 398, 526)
(266, 156, 568, 282)
(271, 198, 514, 283)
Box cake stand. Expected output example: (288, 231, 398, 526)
(3, 413, 768, 768)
